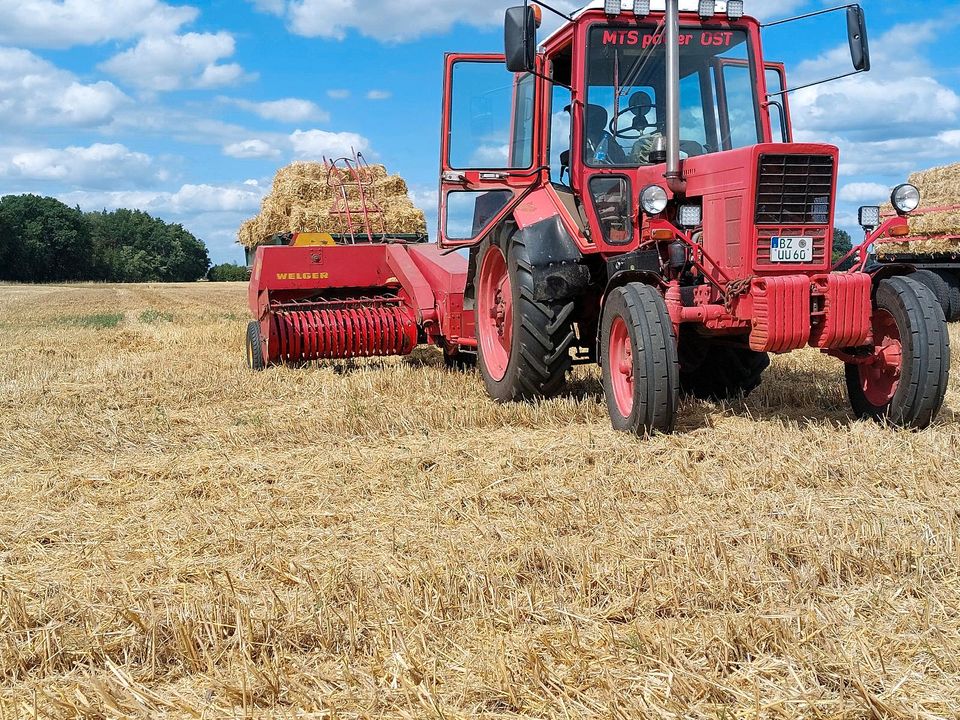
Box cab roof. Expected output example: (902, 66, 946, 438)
(540, 0, 742, 47)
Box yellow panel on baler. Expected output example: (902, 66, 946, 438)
(291, 232, 336, 247)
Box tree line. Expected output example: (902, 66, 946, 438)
(0, 194, 211, 283)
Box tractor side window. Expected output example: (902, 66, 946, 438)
(550, 84, 572, 184)
(589, 176, 633, 245)
(445, 191, 513, 241)
(448, 61, 535, 170)
(766, 68, 789, 142)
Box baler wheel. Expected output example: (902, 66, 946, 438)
(246, 321, 266, 371)
(845, 276, 950, 429)
(908, 269, 952, 320)
(475, 237, 575, 402)
(600, 283, 680, 435)
(932, 270, 960, 322)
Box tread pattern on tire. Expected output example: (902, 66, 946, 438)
(246, 321, 266, 371)
(909, 269, 951, 319)
(602, 283, 679, 434)
(933, 269, 960, 322)
(846, 276, 950, 428)
(478, 235, 576, 402)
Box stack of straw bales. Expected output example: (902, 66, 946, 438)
(881, 162, 960, 255)
(238, 162, 427, 248)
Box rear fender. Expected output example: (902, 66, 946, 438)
(509, 212, 590, 304)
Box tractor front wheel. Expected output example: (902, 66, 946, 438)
(601, 283, 680, 435)
(845, 276, 950, 429)
(246, 321, 266, 371)
(475, 237, 575, 402)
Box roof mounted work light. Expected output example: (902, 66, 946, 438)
(726, 0, 744, 20)
(634, 0, 651, 16)
(605, 0, 622, 15)
(698, 0, 715, 18)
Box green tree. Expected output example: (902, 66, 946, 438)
(86, 208, 210, 282)
(833, 227, 856, 270)
(0, 195, 94, 282)
(208, 263, 251, 282)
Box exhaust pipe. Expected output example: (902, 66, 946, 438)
(664, 0, 685, 192)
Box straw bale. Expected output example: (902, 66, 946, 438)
(238, 162, 427, 247)
(878, 162, 960, 255)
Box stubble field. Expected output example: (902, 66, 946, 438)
(1, 282, 959, 719)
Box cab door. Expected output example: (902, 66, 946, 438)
(438, 53, 544, 248)
(764, 62, 793, 142)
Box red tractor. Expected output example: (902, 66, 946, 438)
(248, 0, 951, 435)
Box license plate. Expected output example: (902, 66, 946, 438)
(770, 236, 813, 263)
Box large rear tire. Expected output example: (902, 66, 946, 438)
(845, 276, 950, 429)
(933, 270, 960, 322)
(601, 283, 680, 435)
(475, 236, 575, 402)
(678, 332, 770, 401)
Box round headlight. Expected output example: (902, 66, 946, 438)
(640, 185, 668, 216)
(891, 184, 921, 214)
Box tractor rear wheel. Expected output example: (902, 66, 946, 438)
(845, 276, 950, 429)
(246, 321, 266, 371)
(678, 332, 770, 401)
(908, 269, 951, 319)
(475, 237, 575, 402)
(933, 270, 960, 322)
(601, 283, 680, 435)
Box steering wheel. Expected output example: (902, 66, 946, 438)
(610, 106, 656, 140)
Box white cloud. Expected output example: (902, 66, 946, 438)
(0, 0, 196, 49)
(0, 47, 129, 128)
(2, 144, 155, 189)
(289, 129, 371, 159)
(255, 0, 578, 42)
(224, 97, 329, 123)
(101, 32, 251, 92)
(58, 182, 265, 217)
(223, 139, 280, 159)
(327, 89, 350, 100)
(838, 182, 890, 204)
(366, 90, 391, 101)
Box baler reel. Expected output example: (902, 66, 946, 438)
(269, 295, 418, 363)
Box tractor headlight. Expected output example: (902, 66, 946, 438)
(633, 0, 650, 16)
(677, 204, 702, 228)
(604, 0, 622, 15)
(640, 185, 669, 216)
(891, 184, 921, 214)
(699, 0, 716, 19)
(858, 206, 881, 230)
(726, 0, 744, 20)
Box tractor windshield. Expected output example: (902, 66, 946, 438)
(585, 25, 762, 167)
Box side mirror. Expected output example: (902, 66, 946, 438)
(504, 6, 536, 74)
(847, 5, 870, 72)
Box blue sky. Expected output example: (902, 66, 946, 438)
(0, 0, 959, 264)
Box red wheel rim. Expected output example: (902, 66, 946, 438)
(860, 308, 903, 407)
(608, 315, 634, 417)
(477, 245, 513, 382)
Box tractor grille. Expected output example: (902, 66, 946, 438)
(755, 154, 835, 225)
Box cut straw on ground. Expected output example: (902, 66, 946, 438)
(0, 282, 958, 718)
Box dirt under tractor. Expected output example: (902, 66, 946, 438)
(247, 0, 951, 435)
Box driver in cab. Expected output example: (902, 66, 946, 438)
(585, 91, 663, 166)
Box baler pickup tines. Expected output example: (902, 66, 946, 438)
(271, 295, 418, 362)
